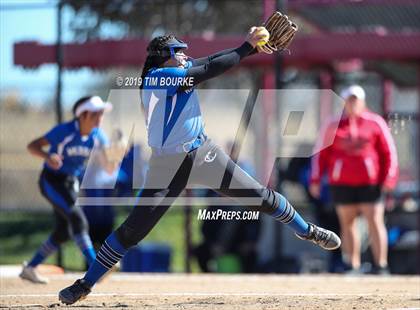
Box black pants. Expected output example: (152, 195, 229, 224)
(39, 169, 89, 245)
(116, 139, 281, 249)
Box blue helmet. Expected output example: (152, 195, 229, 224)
(147, 36, 188, 58)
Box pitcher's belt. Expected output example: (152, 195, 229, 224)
(151, 133, 207, 156)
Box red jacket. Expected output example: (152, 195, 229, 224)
(311, 110, 398, 188)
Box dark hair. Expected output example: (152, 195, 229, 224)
(140, 35, 175, 90)
(72, 96, 93, 117)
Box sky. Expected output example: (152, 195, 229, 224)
(0, 0, 109, 108)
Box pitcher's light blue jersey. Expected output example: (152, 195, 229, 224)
(142, 61, 203, 149)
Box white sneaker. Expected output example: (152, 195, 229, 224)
(19, 262, 49, 284)
(295, 223, 341, 251)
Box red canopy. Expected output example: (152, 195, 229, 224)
(14, 33, 420, 69)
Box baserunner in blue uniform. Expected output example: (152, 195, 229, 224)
(60, 28, 341, 304)
(20, 96, 112, 284)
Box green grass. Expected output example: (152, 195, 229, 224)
(0, 207, 202, 272)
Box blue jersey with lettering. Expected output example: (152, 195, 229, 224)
(43, 119, 109, 177)
(142, 61, 203, 149)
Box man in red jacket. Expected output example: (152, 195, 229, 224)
(310, 85, 398, 274)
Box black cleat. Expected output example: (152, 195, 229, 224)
(59, 279, 91, 305)
(370, 265, 390, 276)
(295, 223, 341, 250)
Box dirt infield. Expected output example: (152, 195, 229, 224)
(1, 274, 419, 309)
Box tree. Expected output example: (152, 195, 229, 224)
(65, 0, 262, 41)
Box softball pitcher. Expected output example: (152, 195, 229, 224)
(59, 26, 341, 304)
(20, 96, 112, 284)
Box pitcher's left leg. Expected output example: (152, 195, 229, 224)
(198, 144, 341, 250)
